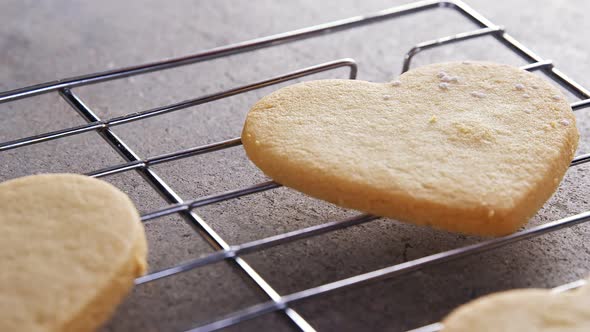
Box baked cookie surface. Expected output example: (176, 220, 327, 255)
(442, 281, 590, 331)
(242, 61, 579, 236)
(0, 174, 147, 332)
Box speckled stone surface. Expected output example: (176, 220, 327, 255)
(2, 1, 590, 331)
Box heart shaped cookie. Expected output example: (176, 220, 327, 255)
(442, 280, 590, 331)
(242, 62, 579, 236)
(0, 174, 147, 332)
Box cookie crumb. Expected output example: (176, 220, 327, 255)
(470, 91, 486, 98)
(559, 119, 570, 127)
(550, 121, 557, 128)
(439, 82, 449, 90)
(391, 80, 401, 87)
(429, 115, 437, 123)
(383, 94, 392, 100)
(552, 95, 561, 101)
(522, 93, 530, 98)
(488, 210, 495, 218)
(515, 83, 525, 90)
(458, 126, 470, 134)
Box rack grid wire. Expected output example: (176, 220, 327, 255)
(2, 0, 590, 331)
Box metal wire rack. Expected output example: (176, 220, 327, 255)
(2, 0, 590, 331)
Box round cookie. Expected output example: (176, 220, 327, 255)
(441, 282, 590, 331)
(241, 61, 579, 236)
(0, 174, 147, 332)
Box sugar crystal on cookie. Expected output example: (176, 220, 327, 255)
(440, 73, 459, 83)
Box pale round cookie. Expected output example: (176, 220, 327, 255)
(242, 61, 579, 236)
(0, 174, 147, 332)
(441, 282, 590, 331)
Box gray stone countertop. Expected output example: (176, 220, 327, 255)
(2, 0, 590, 331)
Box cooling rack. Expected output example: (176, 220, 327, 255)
(2, 0, 590, 331)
